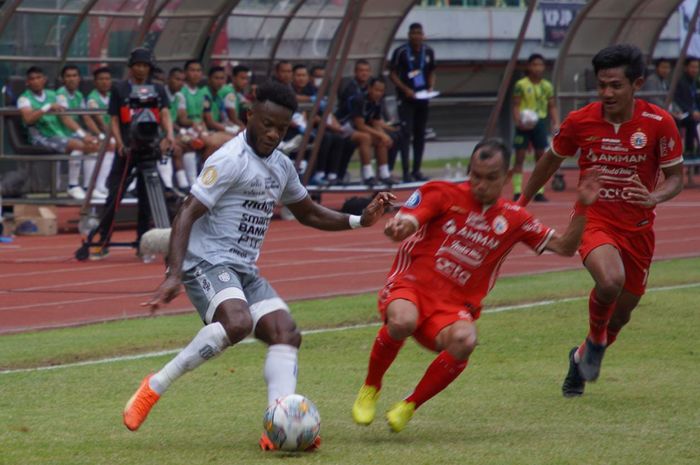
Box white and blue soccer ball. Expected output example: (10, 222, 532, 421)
(519, 109, 539, 130)
(263, 394, 321, 451)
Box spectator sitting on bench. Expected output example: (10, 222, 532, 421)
(18, 66, 99, 200)
(82, 66, 117, 197)
(336, 60, 381, 186)
(349, 77, 401, 186)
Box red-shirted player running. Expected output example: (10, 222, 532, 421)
(351, 138, 600, 432)
(518, 44, 684, 397)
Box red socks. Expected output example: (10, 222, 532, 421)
(587, 289, 615, 345)
(406, 350, 468, 409)
(364, 325, 404, 390)
(606, 327, 621, 347)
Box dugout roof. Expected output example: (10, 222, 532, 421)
(0, 0, 417, 80)
(553, 0, 685, 113)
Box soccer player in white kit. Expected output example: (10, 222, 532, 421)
(123, 81, 394, 450)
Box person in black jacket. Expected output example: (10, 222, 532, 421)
(673, 57, 700, 159)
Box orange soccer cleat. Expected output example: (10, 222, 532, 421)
(123, 374, 160, 431)
(259, 432, 322, 452)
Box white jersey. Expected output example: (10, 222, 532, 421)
(184, 131, 307, 274)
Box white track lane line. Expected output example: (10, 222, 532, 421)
(2, 282, 698, 375)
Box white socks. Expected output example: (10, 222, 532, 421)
(362, 164, 373, 180)
(149, 322, 230, 395)
(378, 164, 390, 179)
(175, 169, 189, 189)
(156, 158, 174, 189)
(82, 153, 97, 189)
(183, 151, 198, 185)
(96, 151, 114, 193)
(68, 150, 82, 186)
(264, 344, 298, 406)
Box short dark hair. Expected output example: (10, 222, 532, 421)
(355, 59, 370, 70)
(654, 57, 671, 68)
(93, 66, 111, 79)
(471, 138, 511, 173)
(309, 65, 323, 76)
(26, 66, 43, 77)
(369, 76, 385, 87)
(527, 53, 545, 64)
(208, 65, 225, 77)
(292, 64, 307, 73)
(184, 59, 201, 70)
(232, 65, 250, 76)
(684, 56, 699, 67)
(592, 44, 646, 82)
(255, 80, 298, 113)
(409, 22, 423, 31)
(168, 67, 184, 77)
(61, 64, 80, 77)
(275, 60, 291, 72)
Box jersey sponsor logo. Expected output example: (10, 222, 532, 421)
(218, 271, 231, 283)
(405, 190, 421, 208)
(630, 131, 647, 149)
(492, 215, 508, 235)
(465, 212, 490, 231)
(456, 226, 500, 250)
(438, 239, 486, 267)
(600, 144, 629, 153)
(598, 166, 635, 177)
(659, 136, 676, 158)
(586, 149, 598, 162)
(264, 176, 280, 189)
(442, 218, 457, 234)
(591, 151, 648, 164)
(521, 218, 543, 233)
(601, 138, 621, 144)
(200, 166, 218, 186)
(641, 111, 662, 121)
(598, 187, 634, 200)
(435, 257, 472, 286)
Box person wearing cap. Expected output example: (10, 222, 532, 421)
(88, 47, 175, 261)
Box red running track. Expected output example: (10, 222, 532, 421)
(1, 187, 699, 334)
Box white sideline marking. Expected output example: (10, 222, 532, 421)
(2, 282, 698, 376)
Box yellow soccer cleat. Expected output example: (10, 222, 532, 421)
(352, 385, 380, 426)
(386, 400, 415, 433)
(123, 374, 160, 431)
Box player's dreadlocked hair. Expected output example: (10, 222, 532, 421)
(255, 80, 298, 113)
(592, 44, 645, 83)
(471, 137, 511, 173)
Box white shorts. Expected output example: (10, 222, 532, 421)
(182, 261, 289, 329)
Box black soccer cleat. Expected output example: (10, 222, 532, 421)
(578, 338, 607, 382)
(562, 346, 585, 397)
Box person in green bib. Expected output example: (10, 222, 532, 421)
(86, 66, 116, 196)
(218, 68, 247, 131)
(18, 66, 99, 200)
(180, 59, 207, 129)
(511, 53, 560, 202)
(57, 64, 105, 199)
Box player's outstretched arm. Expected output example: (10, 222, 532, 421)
(519, 149, 564, 206)
(142, 195, 208, 311)
(544, 172, 600, 257)
(623, 164, 684, 208)
(383, 215, 418, 242)
(287, 192, 396, 231)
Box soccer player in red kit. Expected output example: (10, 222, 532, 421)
(518, 44, 684, 397)
(351, 138, 600, 432)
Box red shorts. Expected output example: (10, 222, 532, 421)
(378, 280, 478, 351)
(578, 222, 655, 296)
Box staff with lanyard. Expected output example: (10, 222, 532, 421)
(390, 22, 436, 183)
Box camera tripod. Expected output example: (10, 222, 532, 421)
(74, 149, 171, 261)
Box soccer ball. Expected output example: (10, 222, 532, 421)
(263, 394, 321, 451)
(519, 109, 539, 130)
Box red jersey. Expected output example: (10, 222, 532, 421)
(552, 99, 683, 231)
(387, 181, 554, 313)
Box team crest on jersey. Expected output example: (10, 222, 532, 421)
(492, 215, 508, 235)
(218, 271, 231, 283)
(201, 166, 218, 186)
(630, 131, 647, 149)
(405, 190, 421, 208)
